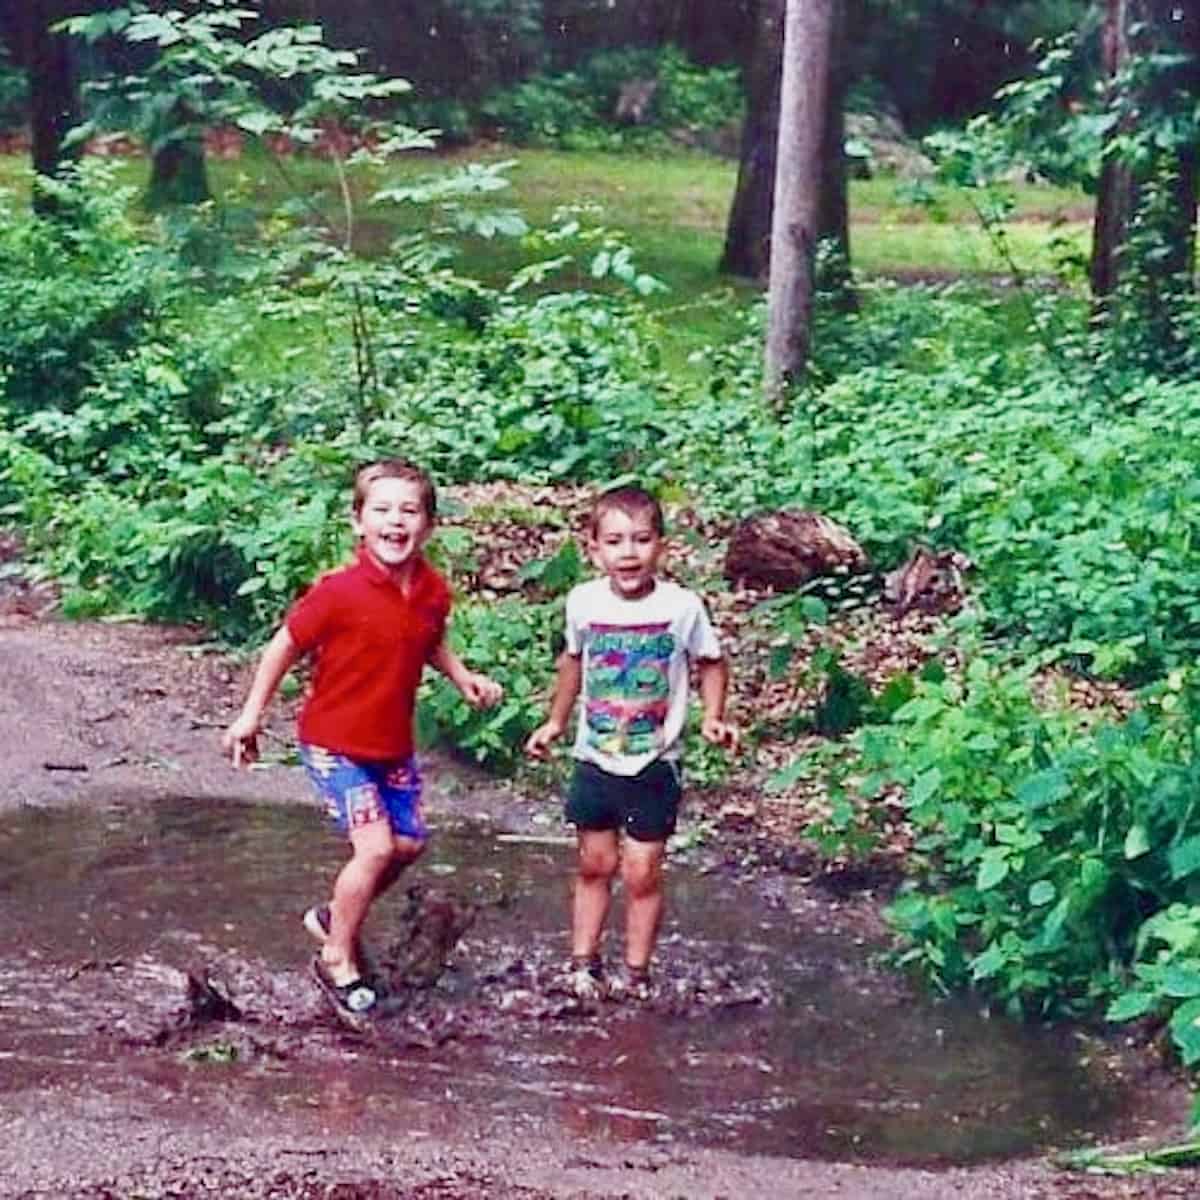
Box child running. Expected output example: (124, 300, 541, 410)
(223, 458, 502, 1021)
(525, 484, 738, 998)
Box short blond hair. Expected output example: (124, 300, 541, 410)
(352, 459, 437, 519)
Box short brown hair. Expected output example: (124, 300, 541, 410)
(587, 485, 664, 538)
(352, 459, 437, 519)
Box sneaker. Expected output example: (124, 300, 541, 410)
(613, 964, 652, 1002)
(565, 954, 605, 1001)
(303, 904, 331, 943)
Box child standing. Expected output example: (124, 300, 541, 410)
(525, 485, 738, 998)
(223, 459, 502, 1021)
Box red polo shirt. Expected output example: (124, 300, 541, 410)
(286, 547, 451, 761)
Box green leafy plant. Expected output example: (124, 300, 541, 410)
(417, 598, 559, 771)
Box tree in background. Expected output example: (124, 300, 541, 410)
(1090, 0, 1199, 302)
(764, 0, 837, 401)
(849, 0, 1088, 133)
(0, 0, 83, 208)
(721, 0, 851, 297)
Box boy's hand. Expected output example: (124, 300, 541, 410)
(525, 720, 565, 760)
(701, 714, 740, 754)
(222, 714, 260, 769)
(460, 671, 504, 709)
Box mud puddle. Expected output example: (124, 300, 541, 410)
(0, 796, 1136, 1167)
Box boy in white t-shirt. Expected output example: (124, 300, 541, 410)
(526, 486, 739, 998)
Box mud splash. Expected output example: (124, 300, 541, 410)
(0, 797, 1131, 1166)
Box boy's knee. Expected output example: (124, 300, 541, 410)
(392, 834, 425, 865)
(578, 846, 619, 881)
(622, 849, 663, 898)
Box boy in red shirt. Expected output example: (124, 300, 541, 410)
(223, 459, 502, 1021)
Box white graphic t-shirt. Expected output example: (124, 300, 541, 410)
(564, 577, 723, 777)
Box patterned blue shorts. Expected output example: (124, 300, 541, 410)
(299, 744, 426, 840)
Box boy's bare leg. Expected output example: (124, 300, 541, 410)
(572, 830, 620, 959)
(621, 838, 666, 971)
(323, 823, 423, 986)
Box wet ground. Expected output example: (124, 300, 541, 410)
(1, 617, 1198, 1198)
(0, 792, 1180, 1188)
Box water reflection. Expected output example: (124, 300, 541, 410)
(0, 796, 1127, 1165)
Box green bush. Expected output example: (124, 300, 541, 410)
(418, 597, 560, 771)
(479, 45, 742, 151)
(847, 657, 1200, 1028)
(0, 165, 181, 417)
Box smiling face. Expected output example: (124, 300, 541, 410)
(589, 506, 664, 600)
(351, 476, 433, 577)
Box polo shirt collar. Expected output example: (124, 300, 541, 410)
(354, 543, 430, 593)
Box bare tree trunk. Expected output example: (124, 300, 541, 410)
(722, 0, 852, 313)
(1090, 0, 1133, 299)
(1091, 0, 1199, 299)
(719, 0, 785, 280)
(764, 0, 835, 403)
(8, 0, 83, 211)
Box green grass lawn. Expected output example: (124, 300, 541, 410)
(0, 143, 1091, 361)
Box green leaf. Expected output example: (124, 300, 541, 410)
(970, 942, 1006, 980)
(235, 109, 280, 136)
(1124, 823, 1152, 860)
(1017, 768, 1068, 810)
(976, 848, 1010, 891)
(1105, 991, 1156, 1022)
(909, 767, 942, 807)
(1028, 880, 1056, 906)
(1169, 836, 1200, 882)
(1162, 965, 1200, 999)
(1169, 998, 1200, 1065)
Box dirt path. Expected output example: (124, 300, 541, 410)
(1, 611, 1196, 1199)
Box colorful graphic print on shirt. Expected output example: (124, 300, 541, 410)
(583, 622, 675, 756)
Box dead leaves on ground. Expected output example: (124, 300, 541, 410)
(443, 483, 1136, 874)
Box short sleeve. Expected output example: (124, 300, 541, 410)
(563, 584, 586, 656)
(685, 593, 722, 661)
(285, 576, 336, 651)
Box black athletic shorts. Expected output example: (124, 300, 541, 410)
(566, 759, 682, 843)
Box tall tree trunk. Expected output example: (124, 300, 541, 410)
(764, 0, 835, 403)
(720, 0, 785, 280)
(1090, 0, 1199, 299)
(721, 0, 851, 302)
(24, 1, 82, 211)
(1090, 0, 1133, 299)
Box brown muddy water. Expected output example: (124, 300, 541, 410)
(0, 796, 1133, 1167)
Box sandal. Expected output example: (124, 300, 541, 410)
(303, 904, 331, 943)
(311, 956, 378, 1023)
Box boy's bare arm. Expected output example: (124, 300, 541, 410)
(525, 651, 583, 759)
(697, 656, 740, 752)
(223, 625, 302, 766)
(430, 637, 504, 709)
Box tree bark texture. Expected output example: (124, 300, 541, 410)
(146, 99, 211, 210)
(5, 0, 82, 204)
(721, 0, 851, 302)
(720, 0, 785, 280)
(764, 0, 835, 402)
(1091, 0, 1200, 299)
